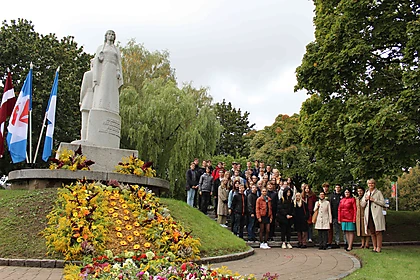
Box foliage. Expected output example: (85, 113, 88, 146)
(0, 19, 92, 171)
(115, 155, 156, 177)
(214, 99, 255, 158)
(249, 114, 312, 187)
(43, 182, 200, 261)
(119, 40, 221, 199)
(65, 257, 261, 280)
(49, 146, 94, 171)
(384, 166, 420, 211)
(295, 0, 420, 184)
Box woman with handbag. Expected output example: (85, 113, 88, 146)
(314, 191, 332, 250)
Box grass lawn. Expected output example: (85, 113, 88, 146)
(346, 246, 420, 279)
(0, 189, 248, 259)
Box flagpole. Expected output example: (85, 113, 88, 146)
(33, 112, 47, 163)
(396, 182, 398, 211)
(29, 62, 33, 164)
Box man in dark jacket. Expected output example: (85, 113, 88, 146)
(186, 162, 199, 207)
(329, 184, 344, 248)
(247, 185, 258, 241)
(267, 182, 278, 241)
(231, 184, 248, 238)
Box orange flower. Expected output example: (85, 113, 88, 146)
(133, 244, 140, 250)
(120, 240, 127, 246)
(125, 225, 133, 230)
(117, 232, 123, 238)
(83, 209, 90, 216)
(133, 231, 140, 236)
(124, 209, 130, 215)
(127, 236, 134, 242)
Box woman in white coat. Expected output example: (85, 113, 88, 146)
(360, 179, 386, 253)
(314, 191, 332, 250)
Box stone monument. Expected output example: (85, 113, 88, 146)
(59, 30, 138, 172)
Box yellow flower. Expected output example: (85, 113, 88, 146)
(112, 213, 119, 218)
(91, 225, 97, 230)
(124, 209, 130, 215)
(115, 227, 122, 231)
(133, 244, 140, 250)
(120, 241, 127, 246)
(116, 220, 122, 225)
(77, 237, 83, 243)
(117, 232, 123, 238)
(127, 236, 134, 242)
(108, 208, 115, 213)
(144, 242, 151, 248)
(119, 198, 124, 203)
(110, 196, 116, 200)
(134, 222, 140, 227)
(114, 193, 120, 198)
(123, 216, 130, 221)
(122, 204, 128, 209)
(133, 231, 140, 236)
(110, 201, 116, 206)
(125, 225, 132, 230)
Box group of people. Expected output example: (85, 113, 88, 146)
(185, 160, 386, 252)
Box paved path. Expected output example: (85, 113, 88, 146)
(216, 248, 358, 280)
(0, 248, 358, 280)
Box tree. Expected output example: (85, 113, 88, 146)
(119, 41, 221, 199)
(213, 99, 255, 158)
(295, 1, 420, 183)
(0, 19, 92, 173)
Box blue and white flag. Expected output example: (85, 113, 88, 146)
(42, 68, 59, 162)
(7, 67, 33, 163)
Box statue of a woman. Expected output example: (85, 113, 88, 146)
(92, 30, 123, 113)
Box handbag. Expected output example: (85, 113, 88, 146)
(312, 209, 319, 224)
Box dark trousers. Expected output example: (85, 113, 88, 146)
(234, 213, 246, 238)
(280, 219, 292, 242)
(319, 229, 328, 248)
(269, 212, 277, 238)
(247, 215, 256, 240)
(200, 192, 211, 214)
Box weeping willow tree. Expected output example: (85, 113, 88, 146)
(120, 40, 221, 199)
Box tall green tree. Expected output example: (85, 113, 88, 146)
(295, 0, 420, 182)
(0, 19, 92, 173)
(214, 99, 255, 158)
(119, 41, 221, 199)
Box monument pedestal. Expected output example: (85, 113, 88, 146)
(85, 109, 121, 148)
(58, 143, 138, 172)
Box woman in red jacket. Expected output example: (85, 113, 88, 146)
(338, 188, 357, 251)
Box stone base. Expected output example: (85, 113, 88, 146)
(57, 143, 138, 173)
(8, 169, 169, 196)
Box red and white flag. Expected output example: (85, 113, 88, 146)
(0, 70, 17, 157)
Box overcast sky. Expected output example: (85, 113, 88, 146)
(2, 0, 315, 130)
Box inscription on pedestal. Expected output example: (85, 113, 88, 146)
(99, 118, 121, 138)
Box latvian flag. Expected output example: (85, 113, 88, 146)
(0, 71, 17, 158)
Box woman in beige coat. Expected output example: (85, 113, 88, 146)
(356, 186, 370, 248)
(314, 191, 332, 250)
(360, 179, 386, 253)
(217, 179, 229, 226)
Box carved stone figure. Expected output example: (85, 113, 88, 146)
(79, 60, 94, 140)
(92, 30, 123, 113)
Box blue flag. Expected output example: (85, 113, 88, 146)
(7, 67, 33, 163)
(42, 68, 59, 162)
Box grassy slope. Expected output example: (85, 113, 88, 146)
(0, 189, 247, 259)
(346, 246, 420, 279)
(160, 198, 248, 257)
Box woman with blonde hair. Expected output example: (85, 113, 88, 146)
(361, 179, 386, 253)
(294, 192, 309, 248)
